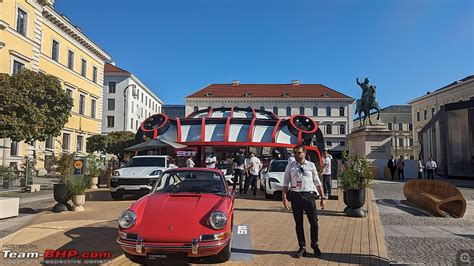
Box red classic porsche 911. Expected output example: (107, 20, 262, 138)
(116, 168, 236, 264)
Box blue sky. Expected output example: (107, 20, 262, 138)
(56, 0, 474, 106)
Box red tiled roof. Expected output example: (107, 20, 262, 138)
(186, 83, 353, 99)
(104, 62, 130, 74)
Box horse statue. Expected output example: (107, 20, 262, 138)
(355, 79, 382, 126)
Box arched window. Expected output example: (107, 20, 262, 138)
(273, 106, 278, 115)
(260, 106, 265, 111)
(339, 124, 346, 135)
(339, 107, 345, 116)
(326, 107, 331, 117)
(299, 106, 305, 115)
(326, 124, 332, 134)
(193, 106, 198, 112)
(313, 107, 318, 116)
(286, 107, 291, 116)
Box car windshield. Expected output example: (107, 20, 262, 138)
(125, 157, 166, 167)
(153, 170, 226, 195)
(269, 161, 288, 172)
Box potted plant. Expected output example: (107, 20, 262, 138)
(53, 153, 75, 212)
(339, 152, 373, 217)
(85, 154, 102, 189)
(68, 176, 88, 211)
(0, 166, 15, 190)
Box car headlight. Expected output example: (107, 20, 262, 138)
(149, 170, 162, 176)
(112, 171, 120, 176)
(118, 210, 136, 229)
(209, 211, 227, 230)
(268, 177, 280, 183)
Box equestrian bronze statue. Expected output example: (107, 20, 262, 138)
(355, 78, 382, 126)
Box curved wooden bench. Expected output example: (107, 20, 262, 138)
(403, 179, 466, 218)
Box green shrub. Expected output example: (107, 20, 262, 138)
(67, 176, 88, 196)
(339, 151, 373, 190)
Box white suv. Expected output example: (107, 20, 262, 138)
(110, 155, 173, 200)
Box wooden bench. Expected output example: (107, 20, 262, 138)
(403, 179, 466, 218)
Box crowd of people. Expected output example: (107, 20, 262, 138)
(387, 156, 438, 180)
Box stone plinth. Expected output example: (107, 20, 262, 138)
(347, 125, 392, 179)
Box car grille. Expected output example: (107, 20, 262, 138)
(110, 178, 158, 188)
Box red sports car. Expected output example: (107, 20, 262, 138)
(116, 168, 236, 264)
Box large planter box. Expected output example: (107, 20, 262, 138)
(0, 197, 20, 218)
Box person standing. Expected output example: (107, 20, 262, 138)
(387, 156, 396, 180)
(205, 152, 217, 168)
(244, 152, 261, 198)
(425, 157, 437, 180)
(282, 145, 325, 258)
(397, 157, 405, 180)
(233, 152, 245, 193)
(417, 158, 424, 179)
(186, 156, 195, 168)
(322, 151, 332, 198)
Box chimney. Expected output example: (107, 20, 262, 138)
(232, 80, 240, 86)
(291, 80, 300, 86)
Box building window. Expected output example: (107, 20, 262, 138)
(106, 116, 114, 127)
(424, 109, 427, 120)
(299, 106, 305, 115)
(76, 135, 83, 152)
(136, 120, 138, 129)
(16, 8, 27, 35)
(326, 124, 332, 134)
(339, 124, 346, 135)
(410, 155, 414, 160)
(273, 106, 278, 115)
(92, 66, 97, 83)
(326, 107, 331, 116)
(326, 141, 332, 147)
(131, 118, 134, 130)
(339, 107, 345, 116)
(416, 111, 420, 121)
(90, 99, 96, 118)
(45, 135, 54, 150)
(62, 133, 70, 150)
(79, 94, 85, 115)
(194, 106, 198, 112)
(260, 106, 265, 111)
(67, 50, 74, 70)
(399, 138, 404, 147)
(340, 141, 346, 146)
(145, 96, 148, 106)
(286, 107, 291, 116)
(131, 103, 134, 113)
(398, 123, 403, 131)
(388, 123, 392, 131)
(408, 123, 413, 131)
(81, 59, 87, 77)
(52, 40, 59, 62)
(12, 60, 25, 75)
(66, 88, 73, 98)
(431, 107, 435, 116)
(141, 93, 143, 103)
(108, 82, 116, 93)
(313, 107, 318, 116)
(107, 98, 115, 111)
(10, 141, 18, 156)
(409, 138, 414, 147)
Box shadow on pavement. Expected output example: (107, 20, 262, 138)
(376, 198, 431, 216)
(85, 190, 139, 202)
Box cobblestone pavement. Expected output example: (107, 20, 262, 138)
(372, 178, 474, 265)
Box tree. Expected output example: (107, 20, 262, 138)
(86, 134, 106, 153)
(104, 131, 136, 161)
(0, 69, 73, 144)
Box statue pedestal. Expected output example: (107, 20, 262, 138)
(347, 125, 392, 179)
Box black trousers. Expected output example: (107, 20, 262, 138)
(290, 192, 319, 248)
(390, 168, 396, 180)
(233, 169, 244, 193)
(322, 174, 331, 196)
(398, 169, 404, 180)
(418, 171, 423, 179)
(244, 174, 258, 196)
(427, 169, 434, 180)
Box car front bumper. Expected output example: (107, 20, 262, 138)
(117, 236, 230, 257)
(110, 185, 153, 193)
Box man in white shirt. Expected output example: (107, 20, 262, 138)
(322, 151, 332, 198)
(186, 156, 195, 168)
(282, 145, 325, 258)
(243, 152, 261, 197)
(425, 157, 437, 180)
(205, 152, 217, 168)
(417, 157, 424, 179)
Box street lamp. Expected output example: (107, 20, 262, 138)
(123, 84, 137, 131)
